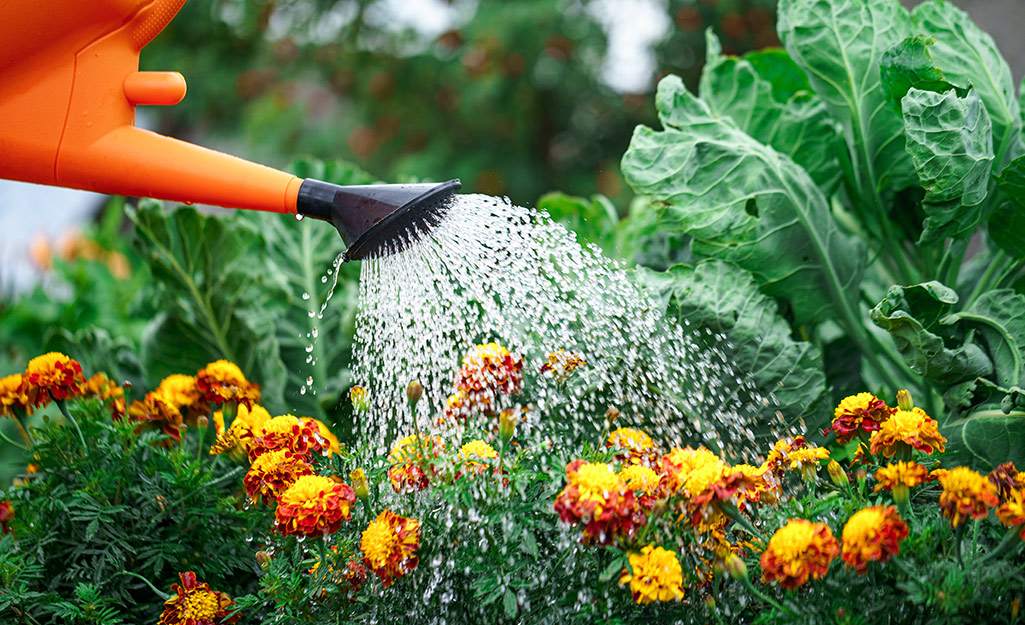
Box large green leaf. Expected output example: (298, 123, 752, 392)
(621, 75, 866, 326)
(942, 411, 1025, 470)
(698, 31, 843, 191)
(640, 260, 829, 436)
(945, 289, 1025, 390)
(776, 0, 916, 193)
(992, 156, 1025, 259)
(870, 282, 992, 385)
(901, 88, 994, 243)
(130, 202, 287, 412)
(880, 35, 966, 105)
(910, 0, 1023, 168)
(237, 158, 372, 418)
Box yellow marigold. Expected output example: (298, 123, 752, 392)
(154, 374, 206, 417)
(361, 509, 421, 588)
(540, 349, 586, 382)
(825, 393, 893, 443)
(760, 519, 839, 589)
(459, 439, 498, 470)
(210, 404, 271, 457)
(938, 466, 999, 527)
(995, 488, 1025, 541)
(869, 408, 946, 458)
(455, 342, 523, 407)
(0, 374, 33, 418)
(158, 571, 239, 625)
(661, 446, 723, 493)
(243, 450, 313, 504)
(619, 465, 660, 493)
(80, 372, 125, 419)
(196, 360, 260, 408)
(874, 461, 930, 505)
(788, 446, 829, 481)
(619, 545, 685, 604)
(568, 462, 624, 512)
(733, 463, 774, 504)
(607, 427, 657, 465)
(762, 436, 807, 476)
(23, 352, 85, 405)
(388, 434, 444, 493)
(841, 506, 909, 574)
(275, 474, 356, 538)
(301, 417, 341, 455)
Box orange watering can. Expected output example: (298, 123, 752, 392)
(0, 0, 459, 260)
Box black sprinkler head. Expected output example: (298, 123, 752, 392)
(295, 179, 461, 261)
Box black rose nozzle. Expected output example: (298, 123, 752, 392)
(295, 179, 461, 261)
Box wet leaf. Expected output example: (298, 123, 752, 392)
(502, 588, 517, 619)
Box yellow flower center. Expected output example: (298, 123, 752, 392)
(200, 360, 246, 385)
(570, 463, 623, 505)
(769, 520, 817, 561)
(180, 589, 220, 620)
(834, 392, 879, 418)
(279, 475, 335, 506)
(362, 515, 398, 568)
(881, 408, 929, 438)
(258, 415, 301, 437)
(249, 450, 292, 473)
(619, 465, 660, 492)
(842, 507, 886, 544)
(25, 352, 75, 377)
(682, 460, 728, 495)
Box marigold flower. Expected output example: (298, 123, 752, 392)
(81, 372, 126, 419)
(554, 460, 645, 545)
(995, 488, 1025, 541)
(762, 436, 807, 476)
(988, 462, 1025, 502)
(361, 509, 421, 588)
(154, 374, 207, 419)
(387, 434, 444, 493)
(158, 571, 239, 625)
(660, 446, 723, 493)
(607, 427, 657, 465)
(438, 390, 471, 426)
(459, 439, 498, 473)
(301, 417, 341, 455)
(350, 468, 370, 501)
(937, 466, 999, 527)
(874, 461, 930, 505)
(733, 463, 774, 504)
(540, 349, 586, 382)
(455, 342, 523, 407)
(619, 465, 660, 493)
(210, 404, 271, 457)
(196, 360, 260, 409)
(788, 446, 829, 481)
(760, 519, 839, 589)
(678, 460, 762, 527)
(244, 450, 314, 504)
(824, 393, 893, 443)
(868, 407, 946, 458)
(23, 352, 85, 406)
(128, 394, 185, 444)
(841, 506, 909, 573)
(0, 374, 33, 418)
(248, 414, 329, 461)
(275, 474, 356, 538)
(0, 500, 13, 535)
(619, 545, 684, 604)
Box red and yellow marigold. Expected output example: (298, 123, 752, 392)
(841, 506, 909, 573)
(455, 342, 523, 407)
(869, 407, 946, 458)
(154, 374, 207, 420)
(824, 393, 893, 444)
(787, 446, 830, 481)
(874, 461, 930, 505)
(607, 427, 657, 465)
(301, 417, 341, 455)
(937, 466, 999, 527)
(988, 462, 1025, 502)
(247, 414, 329, 461)
(361, 509, 421, 588)
(81, 372, 125, 419)
(619, 545, 684, 604)
(23, 352, 85, 406)
(211, 404, 271, 457)
(762, 437, 807, 477)
(540, 349, 586, 382)
(0, 500, 12, 535)
(995, 488, 1025, 541)
(760, 519, 839, 589)
(680, 461, 762, 527)
(243, 450, 314, 504)
(0, 374, 32, 418)
(554, 460, 645, 545)
(660, 446, 723, 494)
(158, 572, 239, 625)
(275, 474, 356, 538)
(196, 360, 260, 409)
(128, 394, 185, 443)
(387, 434, 444, 494)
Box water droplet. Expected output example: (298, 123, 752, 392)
(305, 344, 314, 353)
(302, 292, 310, 301)
(311, 327, 318, 338)
(307, 310, 315, 318)
(295, 213, 305, 221)
(306, 376, 313, 386)
(321, 276, 328, 283)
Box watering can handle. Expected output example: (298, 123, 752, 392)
(0, 0, 303, 214)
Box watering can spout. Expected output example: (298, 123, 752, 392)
(0, 0, 459, 261)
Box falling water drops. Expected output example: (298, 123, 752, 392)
(302, 292, 311, 301)
(295, 213, 305, 221)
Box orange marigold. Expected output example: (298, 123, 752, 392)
(937, 466, 999, 527)
(660, 446, 723, 494)
(454, 342, 523, 407)
(869, 408, 946, 458)
(824, 393, 893, 444)
(361, 509, 421, 588)
(196, 360, 260, 408)
(553, 460, 645, 545)
(81, 372, 126, 419)
(995, 488, 1025, 541)
(874, 461, 930, 505)
(387, 434, 444, 494)
(0, 374, 33, 418)
(247, 414, 329, 461)
(540, 349, 586, 382)
(128, 394, 185, 443)
(158, 571, 239, 625)
(23, 352, 85, 405)
(841, 506, 909, 573)
(243, 450, 314, 504)
(211, 404, 271, 457)
(301, 417, 341, 455)
(760, 519, 839, 589)
(154, 374, 208, 420)
(275, 475, 356, 538)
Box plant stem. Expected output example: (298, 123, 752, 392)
(963, 250, 1009, 309)
(740, 575, 793, 616)
(979, 528, 1024, 565)
(56, 399, 88, 451)
(118, 570, 171, 600)
(954, 522, 967, 569)
(0, 426, 29, 451)
(13, 411, 33, 446)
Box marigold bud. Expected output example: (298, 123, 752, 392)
(350, 385, 369, 412)
(855, 468, 868, 485)
(896, 389, 914, 411)
(827, 460, 849, 487)
(605, 406, 620, 426)
(724, 554, 748, 580)
(499, 409, 516, 444)
(406, 380, 423, 404)
(350, 468, 369, 501)
(703, 595, 716, 609)
(197, 415, 209, 429)
(256, 550, 272, 571)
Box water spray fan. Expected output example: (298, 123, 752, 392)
(0, 0, 459, 261)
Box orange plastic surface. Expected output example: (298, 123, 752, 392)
(0, 0, 301, 214)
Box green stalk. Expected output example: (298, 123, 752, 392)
(0, 426, 29, 451)
(56, 399, 87, 451)
(740, 575, 793, 616)
(979, 528, 1024, 564)
(963, 250, 1009, 308)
